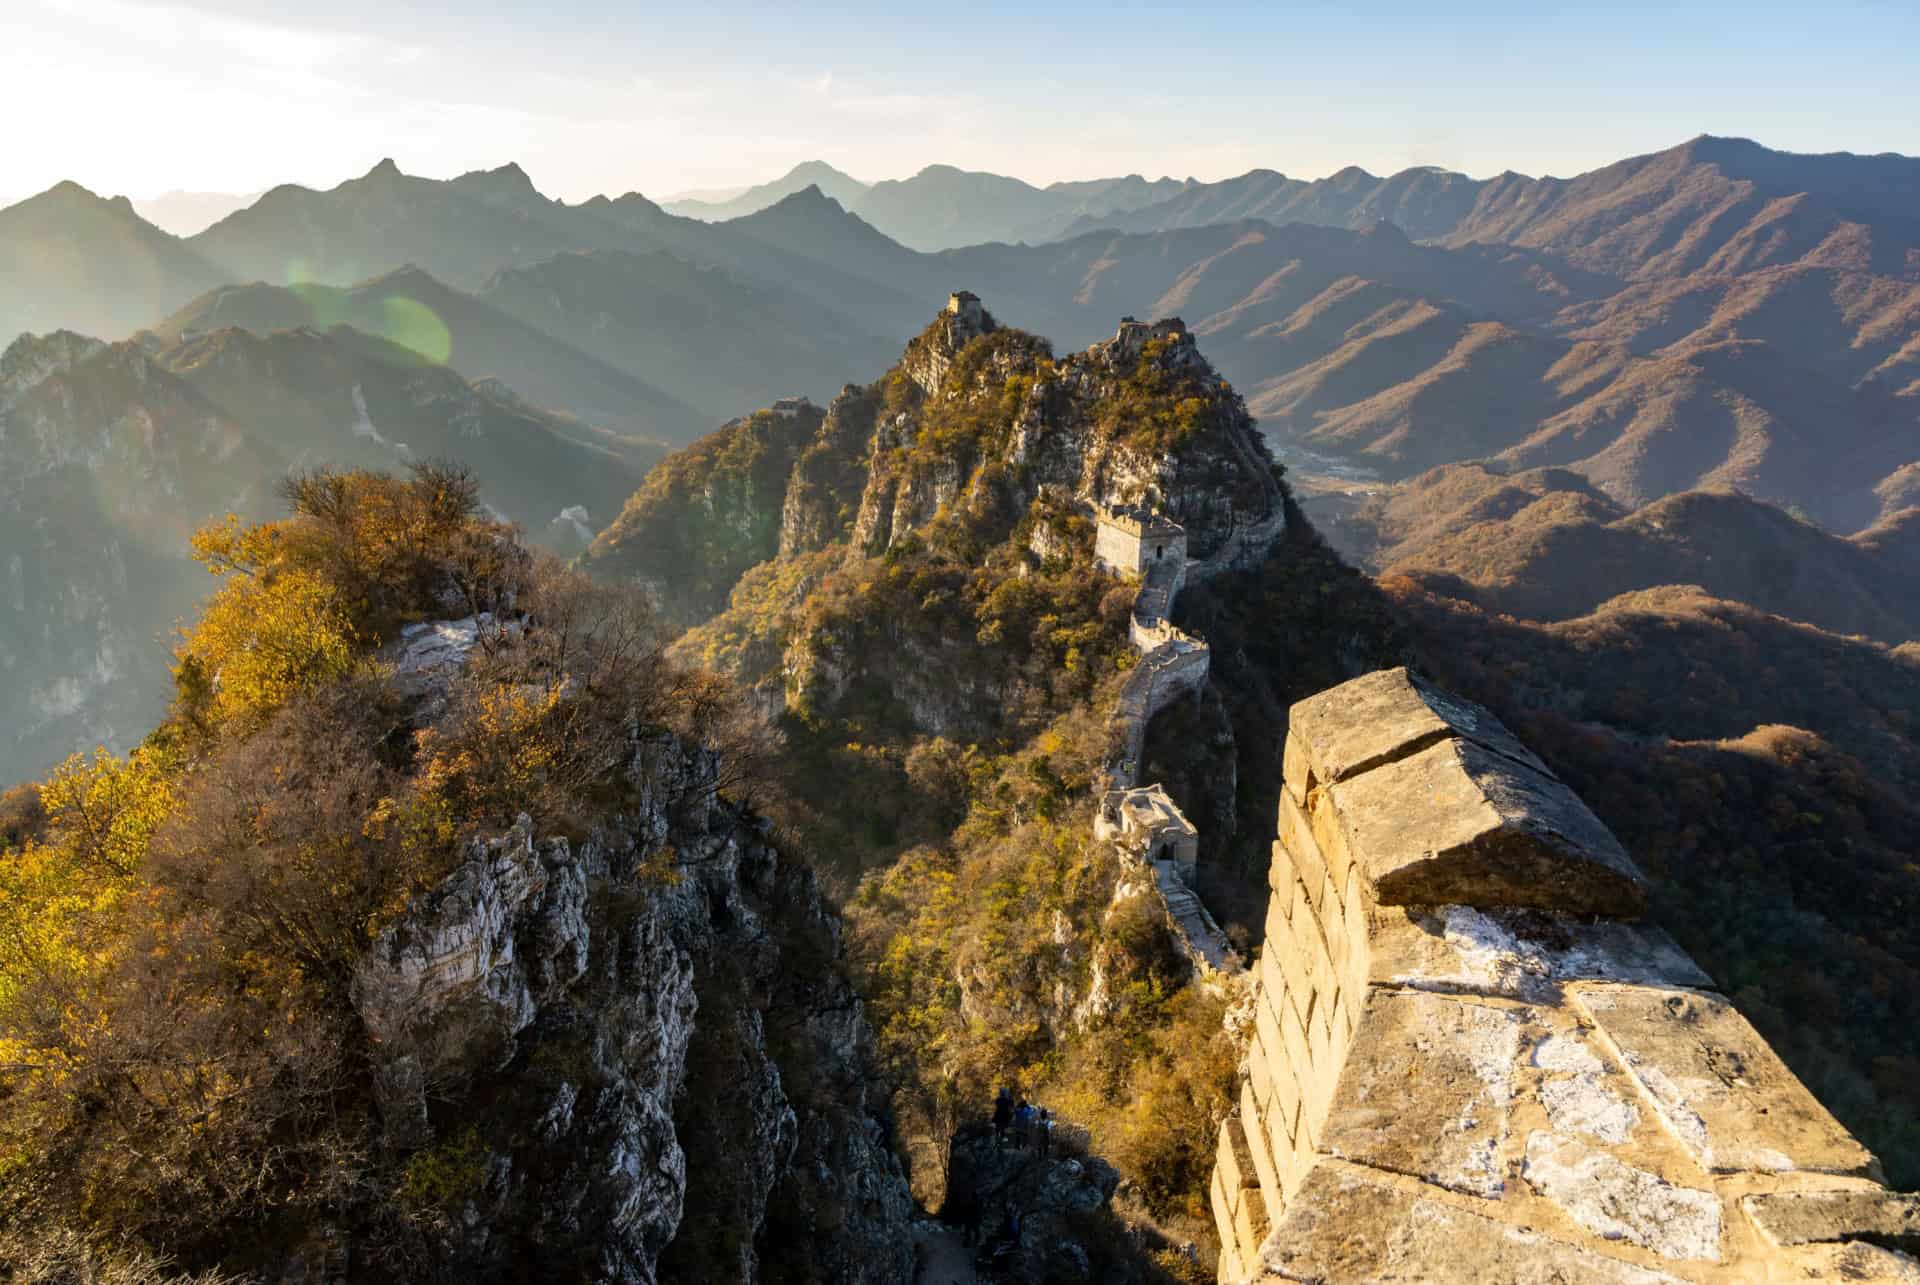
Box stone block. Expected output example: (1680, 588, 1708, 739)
(1288, 666, 1558, 789)
(1322, 736, 1645, 916)
(1281, 730, 1314, 804)
(1257, 940, 1289, 1022)
(1263, 890, 1298, 977)
(1210, 1164, 1237, 1258)
(1307, 995, 1333, 1074)
(1320, 989, 1521, 1199)
(1277, 1101, 1318, 1200)
(1255, 987, 1304, 1142)
(1741, 1188, 1920, 1249)
(1216, 1231, 1247, 1285)
(1576, 985, 1878, 1177)
(1288, 893, 1334, 1006)
(1298, 1027, 1340, 1149)
(1268, 840, 1294, 901)
(1280, 987, 1312, 1083)
(1521, 1131, 1722, 1261)
(1218, 1117, 1259, 1193)
(1368, 904, 1713, 1000)
(1261, 1160, 1688, 1284)
(1240, 1074, 1285, 1202)
(1279, 793, 1331, 916)
(1276, 915, 1315, 1021)
(1341, 866, 1372, 996)
(1253, 989, 1290, 1102)
(1787, 1241, 1920, 1282)
(1313, 872, 1344, 971)
(1233, 1181, 1273, 1258)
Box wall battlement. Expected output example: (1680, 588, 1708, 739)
(1211, 667, 1918, 1283)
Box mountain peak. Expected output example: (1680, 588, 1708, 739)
(769, 183, 836, 209)
(365, 157, 404, 182)
(454, 161, 539, 194)
(785, 160, 856, 183)
(8, 180, 145, 223)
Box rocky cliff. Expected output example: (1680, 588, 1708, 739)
(584, 396, 826, 629)
(349, 722, 914, 1284)
(665, 295, 1283, 744)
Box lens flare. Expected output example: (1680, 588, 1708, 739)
(379, 296, 452, 365)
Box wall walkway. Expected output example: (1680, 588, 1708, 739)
(1210, 667, 1919, 1283)
(1093, 502, 1286, 984)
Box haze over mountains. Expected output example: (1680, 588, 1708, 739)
(0, 319, 650, 780)
(9, 136, 1920, 529)
(4, 131, 1920, 782)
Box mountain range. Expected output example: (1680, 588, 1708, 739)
(5, 131, 1920, 781)
(9, 137, 1917, 534)
(0, 322, 654, 783)
(661, 160, 1193, 248)
(1317, 463, 1920, 642)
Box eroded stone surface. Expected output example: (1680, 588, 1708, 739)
(1742, 1188, 1920, 1248)
(1321, 990, 1521, 1198)
(1322, 737, 1645, 916)
(1258, 1160, 1685, 1284)
(1521, 1131, 1721, 1261)
(1541, 1074, 1640, 1146)
(1793, 1240, 1920, 1282)
(1220, 668, 1909, 1285)
(1577, 986, 1879, 1177)
(1286, 667, 1558, 793)
(1371, 905, 1711, 1000)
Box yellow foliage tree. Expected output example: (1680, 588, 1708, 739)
(175, 565, 359, 732)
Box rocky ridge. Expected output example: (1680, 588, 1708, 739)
(337, 624, 915, 1284)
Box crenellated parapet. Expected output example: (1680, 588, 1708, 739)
(1212, 667, 1918, 1283)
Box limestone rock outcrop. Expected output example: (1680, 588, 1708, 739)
(345, 729, 914, 1284)
(1211, 666, 1919, 1283)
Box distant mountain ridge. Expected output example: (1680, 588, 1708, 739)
(0, 320, 658, 785)
(0, 181, 227, 343)
(1321, 462, 1920, 642)
(9, 134, 1920, 544)
(663, 160, 870, 221)
(155, 265, 705, 445)
(1059, 135, 1920, 279)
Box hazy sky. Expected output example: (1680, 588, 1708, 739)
(6, 0, 1918, 202)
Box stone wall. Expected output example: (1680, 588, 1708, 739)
(1211, 667, 1919, 1283)
(1108, 638, 1210, 788)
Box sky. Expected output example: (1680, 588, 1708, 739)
(4, 0, 1918, 205)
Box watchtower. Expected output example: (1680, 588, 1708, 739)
(1093, 504, 1186, 576)
(945, 290, 985, 327)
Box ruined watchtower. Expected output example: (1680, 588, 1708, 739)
(946, 290, 985, 327)
(1093, 504, 1186, 577)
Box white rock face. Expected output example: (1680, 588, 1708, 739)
(1522, 1131, 1721, 1261)
(355, 818, 550, 1046)
(334, 702, 914, 1282)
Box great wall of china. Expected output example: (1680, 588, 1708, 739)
(1208, 666, 1920, 1283)
(1042, 308, 1916, 1281)
(1089, 502, 1251, 980)
(1078, 494, 1918, 1282)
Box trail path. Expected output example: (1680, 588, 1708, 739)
(912, 1220, 978, 1285)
